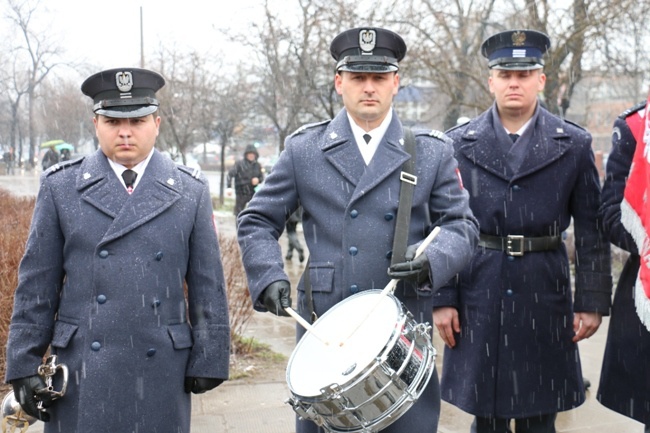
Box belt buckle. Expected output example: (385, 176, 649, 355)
(506, 235, 524, 256)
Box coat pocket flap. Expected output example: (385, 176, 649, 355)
(167, 323, 193, 349)
(51, 320, 79, 349)
(300, 261, 335, 293)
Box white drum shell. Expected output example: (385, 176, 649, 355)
(286, 290, 435, 433)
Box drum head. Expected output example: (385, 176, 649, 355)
(287, 290, 401, 397)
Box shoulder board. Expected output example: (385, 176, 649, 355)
(177, 164, 204, 181)
(290, 119, 331, 137)
(619, 101, 646, 119)
(414, 128, 450, 143)
(44, 156, 84, 176)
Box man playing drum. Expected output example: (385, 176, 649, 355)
(237, 26, 479, 433)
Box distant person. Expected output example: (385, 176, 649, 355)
(596, 100, 650, 433)
(434, 29, 611, 433)
(41, 146, 59, 171)
(3, 147, 15, 175)
(5, 67, 230, 432)
(60, 148, 72, 161)
(284, 208, 305, 263)
(227, 144, 264, 216)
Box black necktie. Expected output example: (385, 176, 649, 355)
(122, 169, 137, 194)
(508, 133, 520, 143)
(363, 134, 372, 144)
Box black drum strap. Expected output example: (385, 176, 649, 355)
(391, 127, 417, 265)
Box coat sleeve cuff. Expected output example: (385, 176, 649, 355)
(5, 324, 52, 382)
(186, 325, 230, 379)
(432, 283, 459, 308)
(574, 272, 613, 315)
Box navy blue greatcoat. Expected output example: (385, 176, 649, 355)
(238, 108, 479, 433)
(596, 102, 650, 425)
(5, 149, 230, 433)
(435, 104, 611, 418)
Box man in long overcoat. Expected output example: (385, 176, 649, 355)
(596, 101, 650, 432)
(5, 68, 230, 433)
(433, 30, 611, 433)
(238, 27, 479, 433)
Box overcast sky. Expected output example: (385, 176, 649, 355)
(36, 0, 278, 76)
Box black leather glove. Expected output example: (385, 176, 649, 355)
(387, 244, 431, 284)
(11, 375, 50, 422)
(184, 377, 224, 394)
(261, 281, 292, 316)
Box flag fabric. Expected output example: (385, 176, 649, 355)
(621, 91, 650, 331)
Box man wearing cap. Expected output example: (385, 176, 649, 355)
(237, 27, 478, 433)
(433, 30, 611, 432)
(5, 67, 230, 432)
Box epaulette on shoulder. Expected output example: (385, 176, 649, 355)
(177, 164, 204, 181)
(44, 156, 84, 176)
(414, 128, 450, 144)
(290, 119, 331, 137)
(619, 101, 647, 119)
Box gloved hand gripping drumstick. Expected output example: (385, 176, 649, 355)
(261, 280, 330, 345)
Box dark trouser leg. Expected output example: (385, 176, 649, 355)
(514, 413, 557, 433)
(645, 423, 649, 433)
(473, 416, 512, 433)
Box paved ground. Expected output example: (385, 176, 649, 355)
(0, 168, 645, 433)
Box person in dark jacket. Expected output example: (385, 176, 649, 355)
(5, 67, 230, 433)
(227, 144, 264, 216)
(433, 29, 612, 433)
(596, 101, 650, 433)
(41, 147, 59, 171)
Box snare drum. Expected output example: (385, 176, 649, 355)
(286, 290, 436, 433)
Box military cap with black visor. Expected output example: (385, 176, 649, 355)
(481, 29, 550, 70)
(330, 27, 407, 73)
(81, 67, 165, 118)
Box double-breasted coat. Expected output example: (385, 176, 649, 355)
(5, 149, 230, 433)
(596, 102, 650, 425)
(434, 104, 612, 418)
(237, 108, 479, 433)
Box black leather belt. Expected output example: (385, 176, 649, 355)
(479, 233, 562, 256)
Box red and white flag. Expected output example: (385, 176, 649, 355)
(621, 90, 650, 331)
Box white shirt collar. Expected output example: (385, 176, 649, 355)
(505, 117, 533, 136)
(347, 109, 393, 165)
(107, 148, 155, 192)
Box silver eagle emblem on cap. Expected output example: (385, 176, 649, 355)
(359, 29, 376, 54)
(115, 71, 133, 93)
(512, 31, 526, 46)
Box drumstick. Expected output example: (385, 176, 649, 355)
(284, 307, 330, 346)
(339, 226, 441, 346)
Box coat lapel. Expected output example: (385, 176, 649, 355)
(457, 110, 514, 181)
(351, 114, 408, 203)
(457, 107, 573, 181)
(78, 151, 182, 246)
(320, 110, 367, 186)
(515, 111, 573, 178)
(77, 150, 126, 218)
(320, 110, 410, 204)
